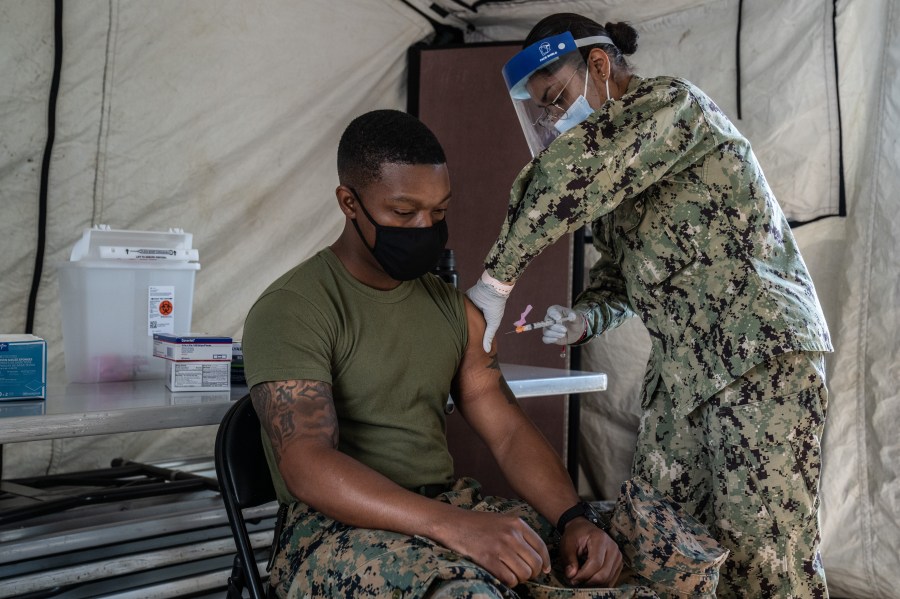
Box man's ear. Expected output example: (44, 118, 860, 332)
(335, 185, 357, 218)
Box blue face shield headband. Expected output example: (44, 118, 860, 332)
(502, 32, 615, 156)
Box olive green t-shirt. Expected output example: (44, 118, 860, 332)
(243, 248, 467, 504)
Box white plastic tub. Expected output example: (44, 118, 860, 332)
(57, 225, 200, 383)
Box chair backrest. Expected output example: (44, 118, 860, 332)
(215, 394, 277, 599)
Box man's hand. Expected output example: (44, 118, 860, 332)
(558, 519, 623, 587)
(434, 509, 551, 588)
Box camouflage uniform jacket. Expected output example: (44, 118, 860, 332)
(485, 75, 832, 416)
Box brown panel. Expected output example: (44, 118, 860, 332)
(414, 44, 573, 367)
(413, 44, 573, 497)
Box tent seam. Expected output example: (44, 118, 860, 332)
(830, 0, 847, 218)
(821, 0, 840, 222)
(91, 0, 116, 227)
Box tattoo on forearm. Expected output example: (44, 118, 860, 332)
(499, 376, 518, 405)
(251, 380, 338, 465)
(482, 354, 516, 404)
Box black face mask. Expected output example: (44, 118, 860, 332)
(349, 187, 448, 281)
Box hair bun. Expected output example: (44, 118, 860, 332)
(604, 21, 639, 55)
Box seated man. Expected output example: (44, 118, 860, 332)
(243, 109, 623, 599)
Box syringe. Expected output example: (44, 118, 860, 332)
(507, 311, 576, 334)
(509, 318, 556, 334)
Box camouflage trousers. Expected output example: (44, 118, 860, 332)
(632, 351, 829, 598)
(268, 478, 667, 599)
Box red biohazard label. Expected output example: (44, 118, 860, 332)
(158, 300, 174, 316)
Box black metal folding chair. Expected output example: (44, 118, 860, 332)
(215, 394, 279, 599)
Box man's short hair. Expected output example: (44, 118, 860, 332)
(337, 109, 446, 189)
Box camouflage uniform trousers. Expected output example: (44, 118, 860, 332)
(268, 478, 659, 599)
(631, 351, 828, 598)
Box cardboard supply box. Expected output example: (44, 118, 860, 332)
(153, 334, 233, 362)
(153, 333, 232, 392)
(0, 335, 47, 400)
(164, 360, 231, 392)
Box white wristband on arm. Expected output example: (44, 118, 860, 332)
(480, 271, 515, 297)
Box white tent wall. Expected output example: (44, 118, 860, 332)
(0, 0, 431, 473)
(0, 0, 897, 597)
(820, 1, 900, 597)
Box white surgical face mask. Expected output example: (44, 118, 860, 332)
(553, 69, 591, 134)
(553, 70, 611, 135)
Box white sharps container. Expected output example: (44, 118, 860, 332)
(58, 225, 200, 383)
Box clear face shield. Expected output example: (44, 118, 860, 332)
(502, 32, 614, 157)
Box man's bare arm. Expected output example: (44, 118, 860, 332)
(452, 298, 623, 586)
(451, 298, 580, 521)
(251, 380, 338, 466)
(251, 379, 447, 524)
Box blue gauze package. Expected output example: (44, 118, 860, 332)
(0, 335, 47, 400)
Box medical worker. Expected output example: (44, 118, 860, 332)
(465, 13, 833, 599)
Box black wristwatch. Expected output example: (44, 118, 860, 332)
(556, 501, 602, 535)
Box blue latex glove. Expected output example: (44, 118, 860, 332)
(465, 272, 514, 353)
(541, 305, 587, 346)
